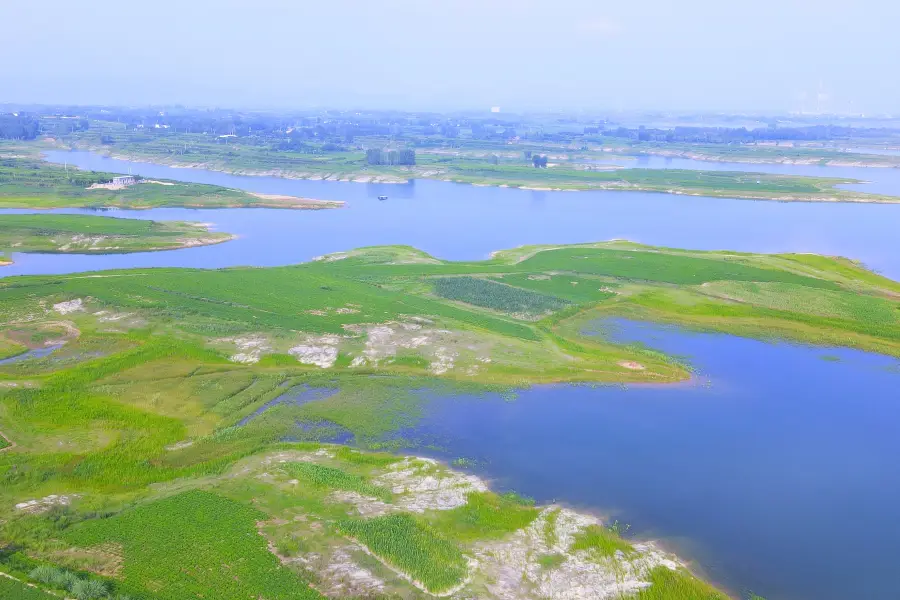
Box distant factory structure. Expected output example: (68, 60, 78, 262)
(111, 175, 136, 187)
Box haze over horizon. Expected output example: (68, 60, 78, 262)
(2, 0, 898, 114)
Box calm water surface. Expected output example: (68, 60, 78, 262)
(4, 150, 897, 279)
(409, 320, 900, 600)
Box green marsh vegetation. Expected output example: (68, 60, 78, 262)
(571, 524, 636, 559)
(336, 513, 468, 593)
(282, 462, 393, 502)
(0, 240, 893, 599)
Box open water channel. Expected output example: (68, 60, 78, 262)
(3, 150, 899, 599)
(0, 149, 895, 279)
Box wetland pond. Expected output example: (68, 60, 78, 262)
(1, 149, 895, 279)
(408, 319, 900, 600)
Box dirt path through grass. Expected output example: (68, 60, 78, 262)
(0, 429, 15, 452)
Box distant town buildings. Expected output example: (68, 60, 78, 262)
(491, 107, 501, 113)
(111, 175, 136, 187)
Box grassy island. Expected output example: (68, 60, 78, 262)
(0, 214, 234, 263)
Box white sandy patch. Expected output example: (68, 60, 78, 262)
(165, 440, 194, 451)
(228, 335, 271, 364)
(289, 344, 339, 368)
(374, 457, 488, 513)
(288, 333, 347, 368)
(15, 494, 79, 514)
(430, 347, 457, 374)
(53, 298, 84, 314)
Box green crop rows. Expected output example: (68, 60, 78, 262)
(433, 276, 571, 316)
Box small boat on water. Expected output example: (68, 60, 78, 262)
(378, 195, 388, 201)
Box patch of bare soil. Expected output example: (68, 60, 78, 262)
(52, 542, 124, 577)
(308, 545, 387, 598)
(618, 361, 646, 371)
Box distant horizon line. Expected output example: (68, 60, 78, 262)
(0, 101, 894, 120)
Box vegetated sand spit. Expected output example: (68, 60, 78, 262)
(246, 192, 345, 209)
(258, 449, 702, 600)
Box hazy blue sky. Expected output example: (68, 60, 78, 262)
(2, 0, 897, 113)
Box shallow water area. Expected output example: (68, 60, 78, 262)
(405, 319, 900, 600)
(0, 344, 62, 365)
(3, 150, 897, 279)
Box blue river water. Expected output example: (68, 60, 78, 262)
(1, 150, 897, 280)
(409, 319, 900, 600)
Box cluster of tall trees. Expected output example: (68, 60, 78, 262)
(531, 154, 548, 168)
(366, 148, 416, 166)
(0, 116, 39, 140)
